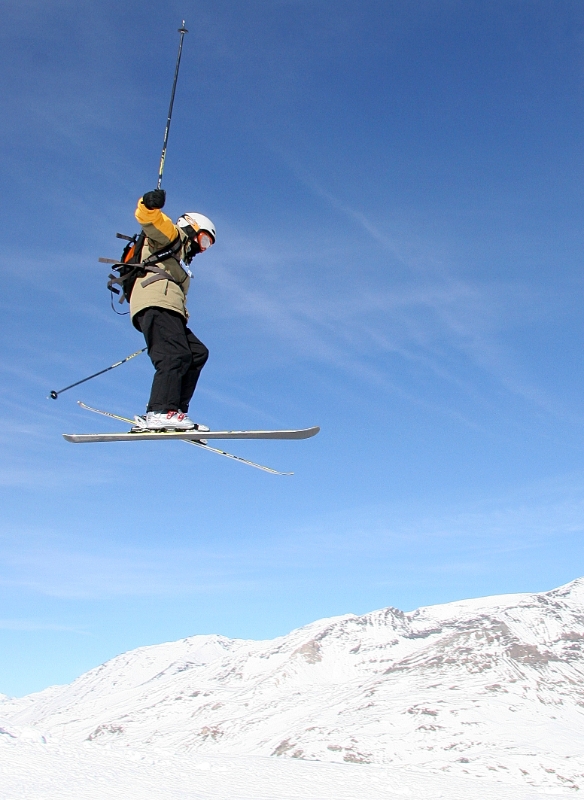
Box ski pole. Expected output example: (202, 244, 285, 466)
(48, 348, 147, 399)
(157, 21, 189, 189)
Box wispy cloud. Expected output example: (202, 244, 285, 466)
(198, 386, 281, 423)
(0, 619, 88, 634)
(0, 533, 274, 600)
(2, 470, 583, 602)
(201, 252, 566, 429)
(198, 146, 580, 429)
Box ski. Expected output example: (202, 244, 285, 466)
(64, 410, 319, 441)
(64, 429, 318, 442)
(74, 402, 295, 475)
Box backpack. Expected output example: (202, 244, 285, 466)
(105, 232, 147, 311)
(105, 232, 184, 314)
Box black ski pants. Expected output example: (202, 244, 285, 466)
(135, 307, 209, 413)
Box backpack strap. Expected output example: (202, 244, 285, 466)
(140, 234, 183, 268)
(139, 264, 189, 289)
(107, 234, 183, 273)
(106, 234, 187, 303)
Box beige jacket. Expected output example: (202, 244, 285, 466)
(130, 199, 191, 327)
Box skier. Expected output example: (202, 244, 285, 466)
(130, 188, 215, 431)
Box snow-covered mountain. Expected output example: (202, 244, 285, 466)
(3, 579, 584, 794)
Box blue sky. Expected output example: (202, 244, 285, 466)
(2, 0, 584, 697)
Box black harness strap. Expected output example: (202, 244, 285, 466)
(107, 235, 186, 302)
(141, 235, 183, 267)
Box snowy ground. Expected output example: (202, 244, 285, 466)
(0, 738, 569, 800)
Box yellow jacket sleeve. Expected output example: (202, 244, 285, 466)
(135, 199, 179, 245)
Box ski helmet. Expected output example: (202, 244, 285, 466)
(177, 212, 216, 251)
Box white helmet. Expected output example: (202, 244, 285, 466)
(176, 212, 216, 247)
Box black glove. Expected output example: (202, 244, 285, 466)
(142, 189, 166, 210)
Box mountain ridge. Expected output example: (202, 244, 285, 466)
(2, 579, 584, 793)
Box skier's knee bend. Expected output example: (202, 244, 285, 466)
(151, 350, 192, 375)
(194, 344, 209, 369)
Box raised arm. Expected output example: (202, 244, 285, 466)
(135, 190, 180, 248)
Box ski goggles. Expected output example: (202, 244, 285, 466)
(195, 230, 214, 251)
(181, 224, 214, 252)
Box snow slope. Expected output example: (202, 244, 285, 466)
(2, 579, 584, 796)
(0, 740, 562, 800)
